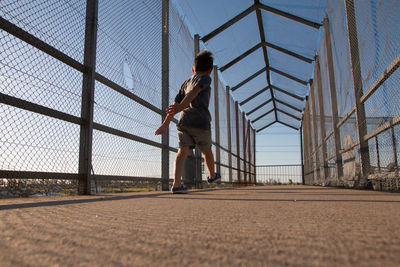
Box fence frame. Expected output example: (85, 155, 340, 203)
(0, 0, 256, 195)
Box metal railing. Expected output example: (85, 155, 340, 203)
(0, 0, 256, 196)
(256, 165, 302, 184)
(302, 0, 400, 190)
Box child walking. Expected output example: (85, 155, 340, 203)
(155, 50, 221, 194)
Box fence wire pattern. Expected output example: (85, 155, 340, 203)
(0, 0, 255, 196)
(303, 0, 400, 191)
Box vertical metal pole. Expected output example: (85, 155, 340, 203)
(213, 66, 221, 175)
(344, 1, 371, 184)
(375, 135, 380, 172)
(315, 56, 328, 181)
(235, 101, 241, 183)
(242, 112, 247, 183)
(194, 34, 200, 55)
(300, 124, 305, 185)
(323, 18, 344, 180)
(391, 127, 398, 168)
(161, 0, 170, 190)
(193, 34, 202, 188)
(253, 127, 257, 184)
(226, 86, 232, 183)
(247, 120, 251, 183)
(310, 81, 320, 183)
(79, 0, 98, 195)
(305, 97, 313, 183)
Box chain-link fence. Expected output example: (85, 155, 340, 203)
(0, 0, 256, 197)
(303, 0, 400, 191)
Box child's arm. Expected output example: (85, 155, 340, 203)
(154, 113, 174, 135)
(166, 85, 202, 115)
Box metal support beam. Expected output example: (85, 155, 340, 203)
(243, 112, 247, 183)
(277, 120, 299, 131)
(257, 3, 322, 29)
(220, 43, 263, 72)
(251, 108, 274, 123)
(256, 121, 276, 132)
(276, 108, 302, 121)
(247, 98, 273, 116)
(252, 127, 256, 183)
(300, 124, 305, 185)
(269, 67, 308, 85)
(226, 86, 233, 183)
(265, 41, 313, 63)
(235, 102, 241, 183)
(231, 67, 267, 92)
(315, 56, 328, 180)
(344, 1, 371, 183)
(161, 0, 170, 191)
(254, 1, 277, 122)
(214, 66, 221, 175)
(193, 34, 202, 188)
(78, 0, 98, 195)
(309, 80, 320, 182)
(194, 34, 200, 54)
(220, 41, 312, 72)
(201, 4, 257, 42)
(275, 98, 302, 113)
(271, 85, 305, 102)
(240, 86, 269, 106)
(392, 127, 398, 169)
(323, 18, 343, 179)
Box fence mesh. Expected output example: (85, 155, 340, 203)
(0, 0, 255, 197)
(303, 0, 400, 191)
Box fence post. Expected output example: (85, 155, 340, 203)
(304, 97, 313, 183)
(300, 124, 305, 185)
(235, 101, 241, 183)
(226, 86, 232, 183)
(161, 0, 170, 190)
(391, 127, 398, 169)
(242, 112, 247, 183)
(375, 136, 380, 172)
(213, 66, 221, 175)
(323, 18, 343, 180)
(253, 127, 256, 184)
(344, 0, 371, 185)
(315, 56, 328, 181)
(192, 34, 203, 188)
(78, 0, 98, 195)
(310, 80, 320, 183)
(247, 121, 252, 183)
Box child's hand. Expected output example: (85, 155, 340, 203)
(155, 123, 168, 135)
(166, 103, 183, 115)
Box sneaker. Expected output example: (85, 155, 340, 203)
(171, 186, 188, 194)
(207, 173, 221, 183)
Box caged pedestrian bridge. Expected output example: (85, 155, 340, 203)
(1, 0, 399, 195)
(1, 0, 400, 266)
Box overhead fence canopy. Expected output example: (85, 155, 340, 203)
(177, 0, 326, 132)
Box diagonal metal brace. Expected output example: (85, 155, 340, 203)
(201, 4, 257, 42)
(240, 86, 269, 105)
(246, 98, 273, 116)
(256, 121, 277, 132)
(231, 67, 267, 91)
(257, 3, 322, 29)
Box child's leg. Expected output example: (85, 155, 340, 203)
(173, 146, 190, 188)
(203, 148, 216, 179)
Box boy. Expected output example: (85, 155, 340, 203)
(155, 50, 221, 194)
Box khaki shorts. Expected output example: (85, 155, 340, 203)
(177, 126, 212, 152)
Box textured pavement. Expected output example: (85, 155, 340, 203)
(1, 185, 400, 266)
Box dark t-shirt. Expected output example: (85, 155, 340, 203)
(174, 73, 212, 130)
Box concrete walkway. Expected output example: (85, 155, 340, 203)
(1, 185, 400, 266)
